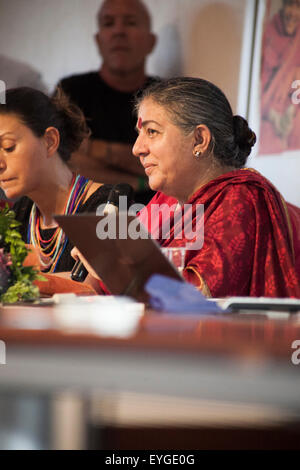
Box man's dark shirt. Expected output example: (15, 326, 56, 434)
(58, 72, 157, 204)
(59, 72, 155, 144)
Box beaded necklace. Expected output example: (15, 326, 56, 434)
(27, 174, 92, 273)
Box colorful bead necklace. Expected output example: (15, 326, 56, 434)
(27, 174, 92, 273)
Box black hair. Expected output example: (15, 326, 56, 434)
(135, 77, 256, 168)
(0, 86, 90, 161)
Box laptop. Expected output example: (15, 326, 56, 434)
(54, 213, 183, 303)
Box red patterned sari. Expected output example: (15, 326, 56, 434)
(138, 169, 300, 298)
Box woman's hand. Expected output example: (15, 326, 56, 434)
(71, 247, 105, 294)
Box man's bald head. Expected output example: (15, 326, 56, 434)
(95, 0, 156, 81)
(97, 0, 152, 31)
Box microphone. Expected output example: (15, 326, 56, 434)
(71, 183, 134, 282)
(103, 183, 134, 215)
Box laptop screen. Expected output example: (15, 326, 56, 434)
(55, 213, 183, 302)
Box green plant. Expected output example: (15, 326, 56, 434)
(0, 205, 42, 303)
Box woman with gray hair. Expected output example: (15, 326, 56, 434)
(134, 77, 300, 298)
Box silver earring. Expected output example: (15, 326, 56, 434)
(195, 151, 201, 159)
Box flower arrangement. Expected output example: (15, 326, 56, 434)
(0, 205, 41, 303)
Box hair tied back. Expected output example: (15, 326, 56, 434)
(232, 115, 256, 149)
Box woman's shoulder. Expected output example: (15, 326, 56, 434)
(207, 168, 286, 215)
(79, 182, 113, 212)
(228, 168, 281, 198)
(206, 168, 279, 196)
(190, 168, 283, 212)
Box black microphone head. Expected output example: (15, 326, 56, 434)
(107, 183, 134, 208)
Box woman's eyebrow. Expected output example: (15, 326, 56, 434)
(135, 119, 162, 131)
(0, 132, 15, 139)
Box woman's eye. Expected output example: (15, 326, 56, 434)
(4, 145, 15, 153)
(147, 129, 158, 137)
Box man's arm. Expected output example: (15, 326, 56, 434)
(69, 148, 145, 191)
(88, 138, 145, 176)
(68, 137, 147, 190)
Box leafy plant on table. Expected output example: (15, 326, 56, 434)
(0, 205, 42, 303)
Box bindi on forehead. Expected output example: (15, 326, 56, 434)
(138, 117, 143, 130)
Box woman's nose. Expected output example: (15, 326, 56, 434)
(133, 133, 148, 158)
(0, 156, 6, 172)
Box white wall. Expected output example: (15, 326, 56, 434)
(3, 0, 298, 204)
(248, 0, 300, 207)
(0, 0, 247, 112)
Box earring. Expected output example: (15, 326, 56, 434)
(195, 151, 201, 159)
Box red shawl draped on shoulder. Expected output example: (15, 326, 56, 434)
(138, 169, 300, 298)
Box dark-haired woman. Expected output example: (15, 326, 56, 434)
(0, 87, 112, 273)
(134, 77, 300, 298)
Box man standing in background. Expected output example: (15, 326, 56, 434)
(58, 0, 156, 204)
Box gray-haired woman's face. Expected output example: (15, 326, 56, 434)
(132, 98, 197, 199)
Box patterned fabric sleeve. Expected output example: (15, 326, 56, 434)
(184, 185, 256, 297)
(184, 181, 300, 298)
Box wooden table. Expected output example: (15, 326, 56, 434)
(0, 304, 300, 449)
